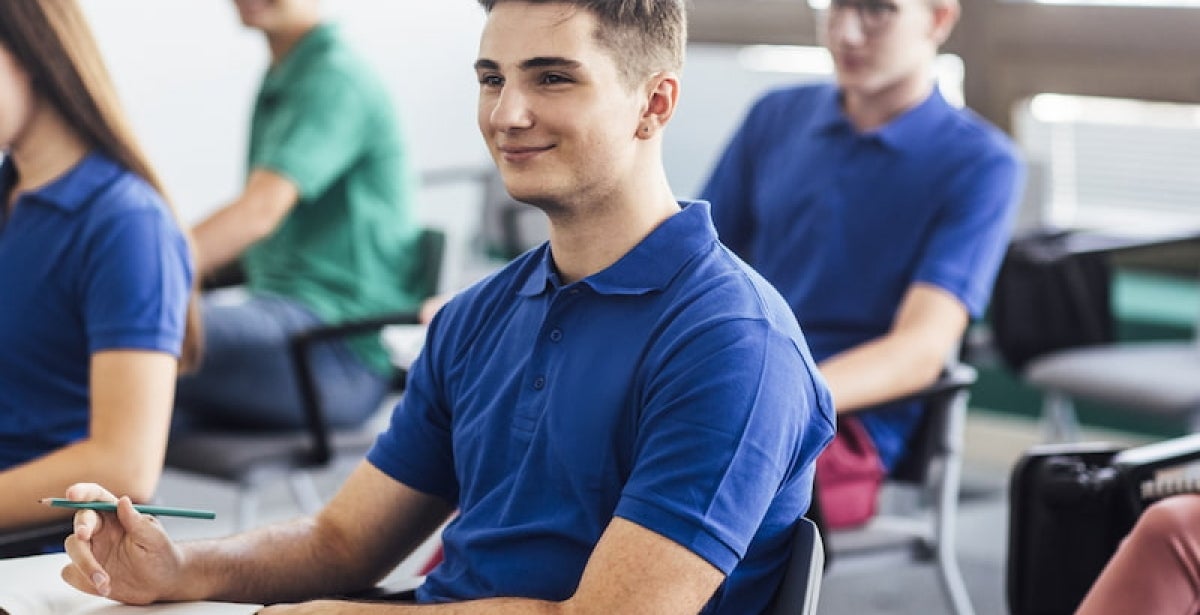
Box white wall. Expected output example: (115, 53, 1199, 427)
(72, 4, 843, 289)
(80, 0, 490, 225)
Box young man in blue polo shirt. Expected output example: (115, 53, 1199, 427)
(701, 0, 1023, 528)
(59, 1, 835, 612)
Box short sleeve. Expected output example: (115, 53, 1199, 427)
(252, 73, 369, 200)
(915, 145, 1025, 318)
(614, 317, 833, 574)
(83, 205, 192, 356)
(367, 311, 458, 502)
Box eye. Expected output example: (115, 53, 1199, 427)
(862, 1, 897, 16)
(478, 73, 504, 88)
(539, 72, 573, 86)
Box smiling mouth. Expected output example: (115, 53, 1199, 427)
(498, 145, 555, 162)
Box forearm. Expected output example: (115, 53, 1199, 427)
(819, 333, 946, 414)
(193, 170, 299, 278)
(181, 465, 453, 605)
(0, 439, 163, 529)
(178, 517, 385, 604)
(192, 204, 271, 278)
(822, 284, 969, 413)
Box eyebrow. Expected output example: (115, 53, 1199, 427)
(474, 57, 583, 72)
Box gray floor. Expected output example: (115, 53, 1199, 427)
(151, 409, 1148, 614)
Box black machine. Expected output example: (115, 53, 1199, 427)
(1008, 434, 1200, 615)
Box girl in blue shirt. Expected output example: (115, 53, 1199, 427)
(0, 0, 200, 534)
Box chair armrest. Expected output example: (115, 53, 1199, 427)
(339, 576, 425, 603)
(288, 311, 422, 465)
(1114, 433, 1200, 477)
(0, 520, 74, 558)
(201, 261, 247, 291)
(884, 363, 978, 408)
(884, 364, 977, 484)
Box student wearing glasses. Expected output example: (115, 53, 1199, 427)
(701, 0, 1024, 529)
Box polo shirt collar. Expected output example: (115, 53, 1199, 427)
(813, 85, 850, 136)
(262, 23, 338, 94)
(4, 151, 121, 213)
(817, 83, 953, 152)
(874, 86, 952, 151)
(517, 201, 717, 298)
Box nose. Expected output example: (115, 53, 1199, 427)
(487, 84, 533, 132)
(826, 8, 867, 47)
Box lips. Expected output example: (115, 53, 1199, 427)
(498, 144, 555, 163)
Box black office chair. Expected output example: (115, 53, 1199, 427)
(348, 516, 825, 613)
(0, 520, 74, 559)
(766, 516, 825, 615)
(822, 364, 978, 615)
(990, 228, 1200, 441)
(165, 228, 446, 530)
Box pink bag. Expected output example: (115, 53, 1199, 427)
(815, 416, 885, 530)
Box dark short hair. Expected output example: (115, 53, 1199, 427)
(477, 0, 686, 85)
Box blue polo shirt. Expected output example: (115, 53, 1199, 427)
(368, 201, 835, 613)
(0, 152, 192, 469)
(702, 83, 1022, 469)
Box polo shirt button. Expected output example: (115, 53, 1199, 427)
(549, 329, 563, 342)
(533, 376, 546, 390)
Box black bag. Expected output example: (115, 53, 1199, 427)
(1008, 435, 1200, 615)
(1007, 444, 1136, 615)
(990, 229, 1115, 373)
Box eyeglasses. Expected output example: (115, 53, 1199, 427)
(826, 0, 901, 35)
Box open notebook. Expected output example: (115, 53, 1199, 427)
(0, 553, 261, 615)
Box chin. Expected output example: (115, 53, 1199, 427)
(498, 181, 564, 215)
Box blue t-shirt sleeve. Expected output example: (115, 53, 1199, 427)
(614, 317, 833, 575)
(915, 142, 1025, 318)
(367, 310, 458, 502)
(83, 204, 192, 356)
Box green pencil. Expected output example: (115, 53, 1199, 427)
(40, 498, 216, 520)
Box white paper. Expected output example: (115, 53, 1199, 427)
(0, 554, 260, 615)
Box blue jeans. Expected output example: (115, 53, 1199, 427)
(174, 292, 390, 431)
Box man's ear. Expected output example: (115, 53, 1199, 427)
(636, 72, 680, 140)
(930, 1, 961, 46)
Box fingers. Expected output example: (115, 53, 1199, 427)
(73, 508, 103, 541)
(116, 496, 151, 538)
(65, 483, 118, 541)
(65, 482, 119, 502)
(63, 533, 111, 597)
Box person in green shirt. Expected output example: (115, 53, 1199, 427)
(175, 0, 424, 430)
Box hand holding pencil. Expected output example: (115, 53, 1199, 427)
(55, 483, 188, 603)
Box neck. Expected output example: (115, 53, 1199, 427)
(842, 68, 935, 132)
(266, 19, 321, 64)
(7, 102, 89, 209)
(545, 161, 679, 285)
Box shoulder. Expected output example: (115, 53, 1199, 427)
(85, 165, 175, 228)
(297, 34, 389, 101)
(937, 105, 1022, 170)
(666, 241, 810, 356)
(739, 82, 831, 130)
(755, 81, 831, 113)
(426, 247, 547, 346)
(76, 166, 185, 261)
